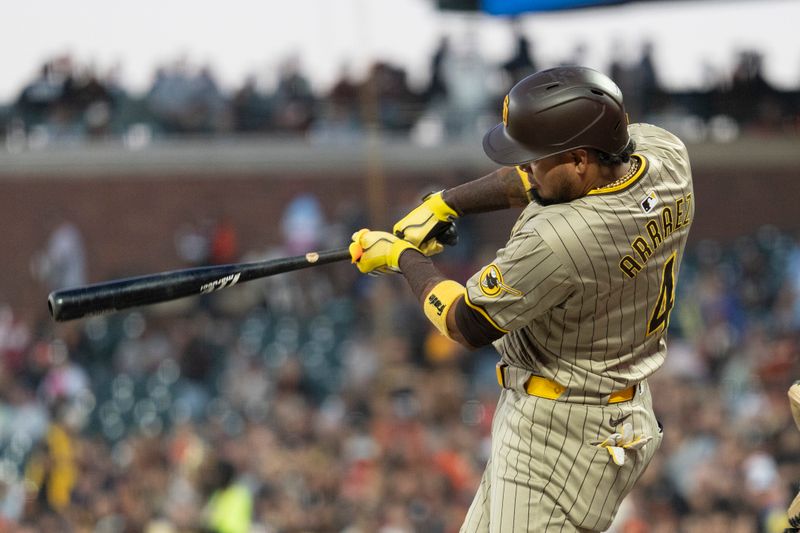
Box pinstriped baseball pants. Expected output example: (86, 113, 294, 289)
(461, 381, 662, 532)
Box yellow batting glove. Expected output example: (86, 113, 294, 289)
(591, 422, 653, 466)
(349, 229, 419, 274)
(393, 191, 458, 256)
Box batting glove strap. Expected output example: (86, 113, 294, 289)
(591, 422, 653, 466)
(349, 229, 419, 274)
(423, 279, 465, 339)
(423, 191, 459, 220)
(393, 191, 459, 256)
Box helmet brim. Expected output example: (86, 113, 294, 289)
(482, 123, 542, 166)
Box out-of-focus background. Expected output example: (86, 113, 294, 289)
(1, 0, 799, 531)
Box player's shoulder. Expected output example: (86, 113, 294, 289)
(628, 123, 689, 162)
(514, 202, 585, 244)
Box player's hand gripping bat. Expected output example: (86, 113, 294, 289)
(48, 224, 457, 322)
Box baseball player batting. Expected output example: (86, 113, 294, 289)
(349, 66, 694, 532)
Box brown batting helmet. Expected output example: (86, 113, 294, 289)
(483, 66, 629, 166)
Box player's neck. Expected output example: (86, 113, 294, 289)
(592, 159, 639, 191)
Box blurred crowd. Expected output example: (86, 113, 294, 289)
(2, 33, 799, 151)
(2, 190, 800, 532)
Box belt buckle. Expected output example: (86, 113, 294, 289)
(495, 362, 509, 389)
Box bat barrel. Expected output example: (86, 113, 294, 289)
(49, 287, 111, 322)
(48, 268, 220, 321)
(48, 247, 352, 322)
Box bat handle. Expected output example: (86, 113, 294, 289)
(436, 221, 458, 247)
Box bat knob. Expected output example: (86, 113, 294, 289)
(438, 222, 459, 247)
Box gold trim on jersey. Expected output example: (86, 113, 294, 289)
(516, 166, 532, 192)
(464, 293, 509, 334)
(587, 154, 648, 196)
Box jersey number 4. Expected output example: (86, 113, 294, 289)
(647, 251, 677, 336)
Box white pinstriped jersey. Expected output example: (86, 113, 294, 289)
(465, 123, 694, 396)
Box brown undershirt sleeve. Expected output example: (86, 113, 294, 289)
(398, 249, 505, 348)
(397, 249, 447, 304)
(442, 166, 530, 216)
(453, 298, 505, 347)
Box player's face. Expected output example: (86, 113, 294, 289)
(520, 154, 581, 206)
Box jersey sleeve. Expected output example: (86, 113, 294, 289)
(465, 228, 573, 333)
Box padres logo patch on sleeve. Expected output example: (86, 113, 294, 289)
(479, 264, 522, 298)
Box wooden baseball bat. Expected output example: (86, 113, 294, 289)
(48, 248, 352, 322)
(48, 222, 458, 322)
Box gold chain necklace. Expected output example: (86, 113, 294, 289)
(595, 157, 640, 190)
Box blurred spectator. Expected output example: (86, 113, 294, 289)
(12, 56, 120, 144)
(24, 403, 78, 513)
(637, 42, 661, 112)
(0, 304, 31, 375)
(501, 29, 537, 85)
(280, 194, 325, 255)
(201, 459, 252, 533)
(15, 59, 69, 129)
(363, 61, 422, 132)
(146, 60, 228, 134)
(0, 227, 798, 530)
(440, 34, 494, 139)
(231, 76, 272, 133)
(175, 219, 212, 267)
(30, 218, 87, 292)
(619, 41, 662, 121)
(38, 340, 90, 407)
(726, 51, 780, 132)
(6, 43, 800, 142)
(313, 65, 363, 141)
(61, 67, 115, 138)
(209, 217, 239, 265)
(424, 37, 450, 106)
(271, 56, 317, 134)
